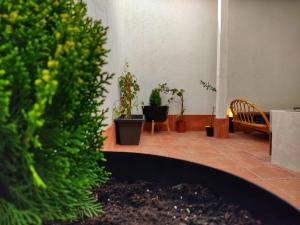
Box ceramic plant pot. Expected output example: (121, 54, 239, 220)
(115, 115, 145, 145)
(176, 120, 187, 133)
(142, 106, 169, 122)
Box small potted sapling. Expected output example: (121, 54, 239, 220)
(206, 106, 215, 137)
(159, 83, 186, 133)
(174, 88, 186, 133)
(114, 63, 144, 145)
(200, 80, 216, 137)
(142, 88, 169, 123)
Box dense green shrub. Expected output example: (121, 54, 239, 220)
(149, 89, 161, 107)
(0, 0, 112, 224)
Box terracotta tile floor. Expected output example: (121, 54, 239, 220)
(106, 131, 300, 210)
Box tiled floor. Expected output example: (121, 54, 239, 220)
(106, 131, 300, 210)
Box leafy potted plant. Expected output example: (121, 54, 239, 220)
(142, 88, 169, 123)
(159, 83, 186, 133)
(200, 80, 216, 137)
(114, 63, 144, 145)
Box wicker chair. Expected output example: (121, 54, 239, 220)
(230, 99, 272, 154)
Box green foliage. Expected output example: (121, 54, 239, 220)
(149, 89, 161, 107)
(200, 80, 216, 126)
(158, 83, 185, 117)
(0, 0, 112, 224)
(114, 62, 140, 119)
(200, 80, 216, 92)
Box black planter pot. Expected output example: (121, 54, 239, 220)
(205, 126, 214, 137)
(104, 152, 300, 225)
(114, 115, 144, 145)
(142, 106, 169, 122)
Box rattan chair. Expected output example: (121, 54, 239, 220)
(230, 99, 272, 154)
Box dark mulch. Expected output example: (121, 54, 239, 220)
(70, 178, 262, 225)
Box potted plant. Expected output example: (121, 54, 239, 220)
(142, 88, 169, 123)
(114, 63, 144, 145)
(200, 80, 216, 137)
(159, 83, 186, 133)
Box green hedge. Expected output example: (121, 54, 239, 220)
(0, 0, 112, 224)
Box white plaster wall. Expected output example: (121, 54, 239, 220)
(87, 0, 218, 123)
(86, 0, 108, 23)
(86, 0, 121, 125)
(228, 0, 300, 111)
(107, 0, 218, 116)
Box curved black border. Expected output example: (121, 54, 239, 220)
(104, 151, 300, 225)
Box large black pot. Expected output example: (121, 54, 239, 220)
(142, 105, 169, 122)
(104, 152, 300, 225)
(114, 115, 144, 145)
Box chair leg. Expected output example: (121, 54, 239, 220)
(151, 120, 155, 135)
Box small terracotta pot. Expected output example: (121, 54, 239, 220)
(176, 120, 187, 133)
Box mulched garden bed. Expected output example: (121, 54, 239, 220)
(71, 178, 262, 225)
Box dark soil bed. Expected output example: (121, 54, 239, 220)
(71, 178, 262, 225)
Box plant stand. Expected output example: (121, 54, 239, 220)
(151, 118, 170, 135)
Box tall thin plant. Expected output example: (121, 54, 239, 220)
(200, 80, 216, 127)
(158, 83, 185, 120)
(116, 63, 140, 118)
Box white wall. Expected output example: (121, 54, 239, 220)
(228, 0, 300, 111)
(86, 0, 121, 125)
(87, 0, 300, 125)
(86, 0, 108, 23)
(106, 0, 218, 117)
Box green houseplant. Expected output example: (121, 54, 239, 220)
(200, 80, 217, 136)
(158, 83, 186, 132)
(142, 88, 169, 124)
(0, 1, 112, 225)
(149, 88, 162, 106)
(114, 63, 144, 145)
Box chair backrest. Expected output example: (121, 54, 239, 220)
(230, 99, 270, 129)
